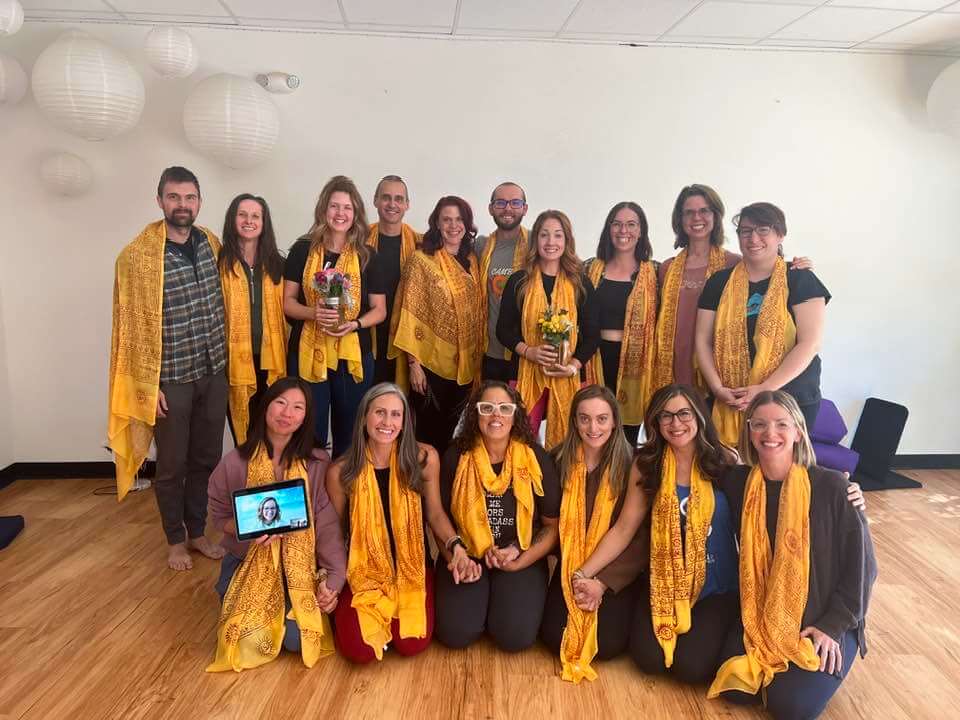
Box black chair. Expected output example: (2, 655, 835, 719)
(850, 398, 920, 491)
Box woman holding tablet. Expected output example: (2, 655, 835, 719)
(206, 376, 346, 672)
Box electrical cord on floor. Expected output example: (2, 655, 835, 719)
(93, 486, 118, 496)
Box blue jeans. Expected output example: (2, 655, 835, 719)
(215, 553, 301, 653)
(306, 353, 374, 457)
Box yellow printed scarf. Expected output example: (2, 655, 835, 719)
(389, 250, 481, 385)
(649, 447, 715, 667)
(346, 449, 427, 659)
(517, 268, 579, 449)
(108, 220, 220, 501)
(559, 449, 617, 683)
(652, 246, 727, 394)
(221, 263, 288, 444)
(584, 259, 658, 426)
(451, 439, 544, 557)
(207, 446, 334, 672)
(708, 464, 819, 698)
(711, 258, 796, 445)
(479, 227, 529, 358)
(299, 242, 363, 383)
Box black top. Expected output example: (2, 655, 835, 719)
(239, 262, 264, 355)
(165, 235, 196, 266)
(439, 443, 561, 555)
(594, 277, 633, 331)
(698, 267, 831, 406)
(284, 238, 388, 360)
(495, 270, 601, 365)
(375, 233, 403, 361)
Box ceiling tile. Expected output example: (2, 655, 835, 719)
(225, 0, 343, 22)
(758, 37, 857, 47)
(110, 0, 229, 17)
(560, 32, 661, 41)
(866, 11, 960, 44)
(348, 22, 455, 32)
(234, 17, 345, 29)
(563, 0, 700, 36)
(772, 7, 924, 41)
(122, 12, 236, 24)
(660, 34, 768, 44)
(341, 0, 456, 28)
(458, 0, 580, 33)
(827, 0, 947, 10)
(19, 0, 111, 8)
(665, 2, 814, 38)
(456, 27, 561, 38)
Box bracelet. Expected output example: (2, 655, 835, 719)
(445, 534, 464, 552)
(572, 568, 588, 581)
(355, 318, 362, 330)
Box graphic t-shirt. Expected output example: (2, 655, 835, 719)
(477, 234, 521, 360)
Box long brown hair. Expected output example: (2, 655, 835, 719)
(671, 184, 726, 250)
(455, 381, 536, 453)
(595, 201, 652, 264)
(634, 384, 735, 492)
(517, 209, 584, 305)
(218, 193, 284, 283)
(339, 383, 425, 495)
(308, 175, 372, 270)
(237, 377, 316, 470)
(551, 385, 632, 499)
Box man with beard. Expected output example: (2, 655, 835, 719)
(475, 182, 530, 382)
(366, 175, 421, 385)
(108, 166, 227, 571)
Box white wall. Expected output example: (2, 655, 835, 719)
(0, 23, 958, 460)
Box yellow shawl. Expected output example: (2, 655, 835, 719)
(652, 246, 728, 394)
(298, 242, 363, 383)
(389, 250, 481, 385)
(221, 263, 288, 444)
(207, 446, 334, 672)
(649, 447, 715, 667)
(346, 449, 427, 660)
(559, 448, 617, 683)
(108, 220, 220, 501)
(451, 439, 544, 557)
(478, 227, 529, 358)
(517, 268, 579, 449)
(711, 258, 796, 446)
(708, 464, 819, 698)
(584, 259, 658, 426)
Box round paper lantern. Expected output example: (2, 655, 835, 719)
(183, 73, 280, 169)
(31, 30, 145, 141)
(144, 26, 198, 78)
(928, 59, 960, 138)
(0, 0, 24, 36)
(0, 52, 27, 105)
(39, 152, 93, 196)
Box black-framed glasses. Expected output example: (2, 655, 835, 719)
(477, 401, 517, 417)
(657, 408, 695, 424)
(736, 224, 773, 240)
(746, 418, 795, 433)
(491, 199, 525, 210)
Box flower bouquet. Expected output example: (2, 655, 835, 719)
(538, 305, 572, 369)
(313, 266, 353, 326)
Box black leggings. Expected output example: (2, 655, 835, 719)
(599, 339, 640, 447)
(629, 590, 740, 684)
(433, 556, 549, 652)
(411, 367, 471, 455)
(539, 568, 642, 660)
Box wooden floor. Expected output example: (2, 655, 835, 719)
(1, 470, 958, 719)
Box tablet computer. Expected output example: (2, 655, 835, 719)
(232, 478, 311, 542)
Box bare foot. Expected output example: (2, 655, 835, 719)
(188, 536, 225, 560)
(168, 543, 193, 571)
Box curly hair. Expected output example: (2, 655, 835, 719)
(455, 381, 536, 453)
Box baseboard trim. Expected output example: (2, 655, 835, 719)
(0, 461, 156, 486)
(890, 454, 960, 470)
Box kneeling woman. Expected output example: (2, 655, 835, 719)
(539, 385, 648, 683)
(432, 381, 560, 652)
(326, 383, 439, 663)
(576, 384, 740, 684)
(709, 391, 877, 720)
(207, 377, 346, 671)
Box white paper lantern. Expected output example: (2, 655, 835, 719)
(39, 152, 93, 196)
(928, 59, 960, 138)
(144, 26, 198, 78)
(0, 52, 27, 105)
(31, 30, 145, 141)
(0, 0, 24, 36)
(183, 73, 280, 169)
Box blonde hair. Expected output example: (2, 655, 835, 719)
(739, 390, 816, 467)
(308, 175, 371, 269)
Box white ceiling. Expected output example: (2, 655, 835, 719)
(18, 0, 960, 55)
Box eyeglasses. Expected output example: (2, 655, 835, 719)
(477, 402, 517, 416)
(657, 408, 695, 424)
(491, 199, 525, 210)
(746, 418, 795, 433)
(736, 225, 773, 240)
(682, 208, 713, 219)
(610, 220, 640, 232)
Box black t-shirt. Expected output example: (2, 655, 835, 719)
(698, 267, 831, 406)
(765, 478, 783, 546)
(496, 270, 601, 365)
(439, 443, 561, 554)
(375, 233, 403, 360)
(283, 238, 387, 360)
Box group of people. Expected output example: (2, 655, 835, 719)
(106, 166, 875, 718)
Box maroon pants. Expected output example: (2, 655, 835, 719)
(334, 570, 435, 664)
